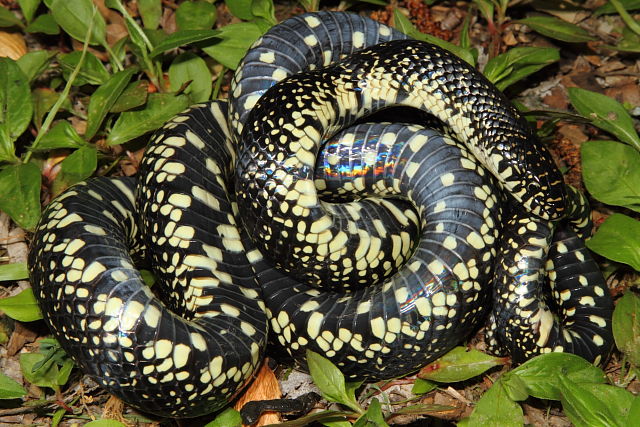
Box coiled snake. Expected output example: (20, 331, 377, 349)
(28, 11, 613, 418)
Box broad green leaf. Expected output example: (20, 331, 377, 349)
(0, 288, 42, 322)
(465, 380, 523, 427)
(483, 47, 559, 91)
(353, 398, 388, 427)
(627, 396, 640, 425)
(50, 0, 106, 46)
(20, 352, 59, 389)
(0, 6, 24, 28)
(58, 51, 110, 86)
(32, 88, 71, 130)
(411, 378, 437, 395)
(17, 50, 56, 82)
(500, 371, 529, 402)
(568, 87, 640, 152)
(176, 1, 217, 30)
(558, 376, 623, 427)
(107, 93, 190, 145)
(510, 353, 607, 401)
(0, 371, 26, 399)
(596, 0, 640, 15)
(149, 29, 221, 58)
(169, 52, 212, 103)
(580, 383, 635, 421)
(307, 350, 362, 413)
(0, 57, 33, 145)
(581, 140, 640, 212)
(56, 146, 98, 189)
(612, 292, 640, 366)
(0, 262, 29, 281)
(85, 68, 136, 139)
(36, 121, 86, 151)
(392, 10, 475, 66)
(0, 125, 14, 162)
(0, 162, 41, 230)
(418, 347, 506, 383)
(517, 16, 596, 43)
(201, 22, 263, 70)
(109, 80, 149, 113)
(587, 214, 640, 271)
(138, 0, 162, 30)
(25, 13, 59, 35)
(251, 0, 276, 27)
(17, 0, 40, 23)
(56, 358, 74, 386)
(226, 0, 254, 20)
(606, 26, 640, 53)
(204, 407, 242, 427)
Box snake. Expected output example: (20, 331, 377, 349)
(27, 11, 614, 418)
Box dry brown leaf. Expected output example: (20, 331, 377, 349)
(234, 361, 282, 427)
(0, 31, 26, 60)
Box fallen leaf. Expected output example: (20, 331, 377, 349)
(0, 31, 27, 60)
(234, 361, 282, 426)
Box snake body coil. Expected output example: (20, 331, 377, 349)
(28, 12, 613, 418)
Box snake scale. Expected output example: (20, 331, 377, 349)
(27, 11, 613, 418)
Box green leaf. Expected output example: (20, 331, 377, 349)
(391, 403, 456, 416)
(612, 291, 640, 366)
(500, 371, 529, 402)
(25, 13, 59, 35)
(56, 146, 98, 188)
(58, 51, 110, 86)
(606, 26, 640, 53)
(580, 383, 635, 421)
(52, 408, 66, 427)
(0, 288, 42, 322)
(0, 371, 26, 399)
(353, 398, 388, 427)
(392, 9, 475, 66)
(56, 358, 74, 386)
(201, 22, 263, 70)
(36, 121, 86, 151)
(107, 93, 190, 145)
(203, 407, 242, 427)
(32, 88, 71, 130)
(510, 353, 607, 401)
(465, 380, 523, 427)
(251, 0, 276, 27)
(226, 0, 254, 20)
(85, 68, 136, 139)
(581, 140, 640, 212)
(0, 262, 29, 281)
(558, 376, 623, 427)
(483, 47, 559, 91)
(138, 0, 162, 30)
(17, 50, 56, 82)
(169, 52, 212, 103)
(20, 352, 59, 389)
(587, 213, 640, 271)
(595, 0, 640, 15)
(517, 16, 596, 43)
(0, 6, 24, 28)
(568, 87, 640, 152)
(109, 80, 149, 113)
(418, 347, 506, 383)
(49, 0, 106, 46)
(627, 396, 640, 425)
(307, 350, 362, 413)
(411, 378, 437, 395)
(176, 1, 217, 30)
(0, 162, 42, 230)
(17, 0, 40, 23)
(0, 57, 34, 148)
(149, 29, 220, 58)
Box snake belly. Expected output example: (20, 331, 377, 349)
(27, 10, 614, 419)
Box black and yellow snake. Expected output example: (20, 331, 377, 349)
(28, 11, 613, 418)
